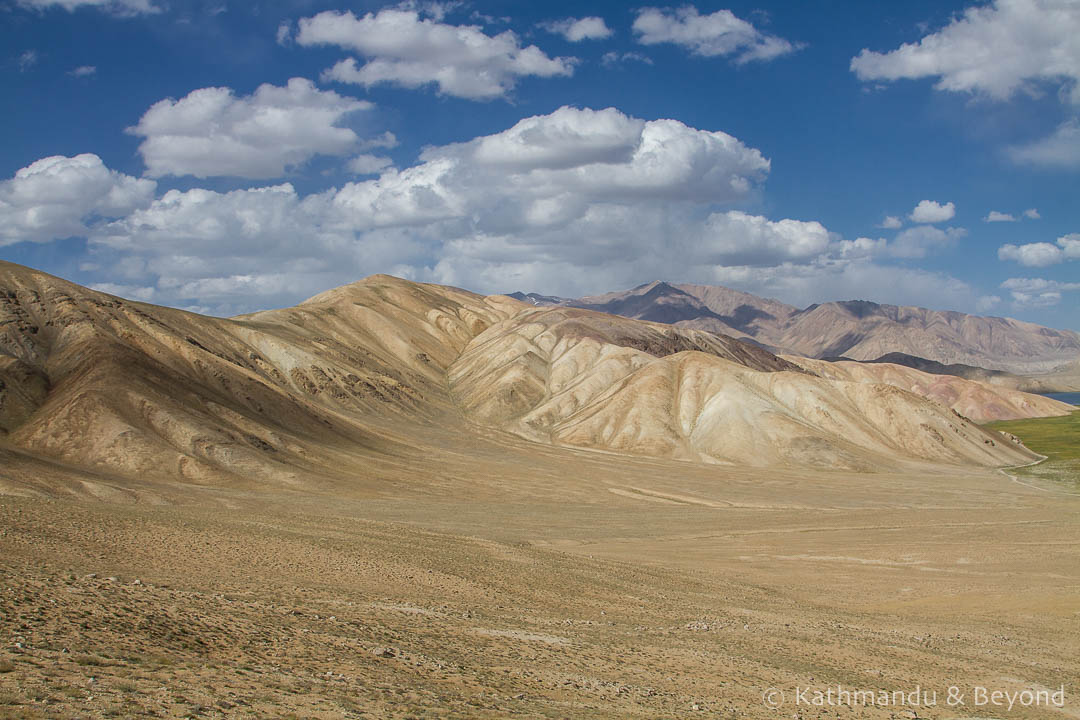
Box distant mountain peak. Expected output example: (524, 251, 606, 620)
(511, 279, 1080, 376)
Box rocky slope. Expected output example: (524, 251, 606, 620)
(0, 262, 1069, 498)
(545, 281, 1080, 377)
(788, 357, 1071, 424)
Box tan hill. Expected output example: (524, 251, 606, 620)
(0, 263, 519, 497)
(773, 301, 1080, 374)
(569, 280, 792, 341)
(0, 261, 1070, 498)
(841, 351, 1080, 394)
(550, 281, 1080, 378)
(449, 304, 1067, 468)
(787, 356, 1071, 424)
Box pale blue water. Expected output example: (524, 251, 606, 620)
(1041, 392, 1080, 406)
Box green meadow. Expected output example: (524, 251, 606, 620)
(988, 410, 1080, 489)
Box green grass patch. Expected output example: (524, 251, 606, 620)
(987, 410, 1080, 488)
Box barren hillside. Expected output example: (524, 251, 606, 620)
(548, 280, 1080, 378)
(0, 261, 1070, 500)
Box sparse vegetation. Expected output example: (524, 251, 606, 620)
(72, 654, 103, 667)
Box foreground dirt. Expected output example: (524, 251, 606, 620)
(2, 442, 1078, 719)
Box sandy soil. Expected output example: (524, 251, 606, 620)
(2, 433, 1078, 719)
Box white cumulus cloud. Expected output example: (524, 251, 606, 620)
(542, 16, 613, 42)
(697, 211, 831, 265)
(18, 106, 984, 317)
(78, 106, 772, 311)
(985, 211, 1017, 222)
(998, 233, 1080, 266)
(129, 78, 371, 179)
(297, 9, 575, 100)
(909, 199, 955, 223)
(0, 154, 155, 246)
(999, 242, 1060, 266)
(851, 0, 1080, 104)
(879, 215, 902, 229)
(632, 5, 800, 64)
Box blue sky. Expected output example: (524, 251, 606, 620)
(1, 0, 1078, 330)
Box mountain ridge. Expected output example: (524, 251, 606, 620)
(516, 279, 1080, 381)
(0, 261, 1071, 500)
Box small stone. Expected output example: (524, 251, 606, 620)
(372, 647, 396, 658)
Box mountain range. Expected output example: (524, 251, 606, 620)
(510, 281, 1080, 386)
(0, 261, 1072, 499)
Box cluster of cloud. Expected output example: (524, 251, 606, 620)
(985, 208, 1041, 222)
(0, 105, 982, 315)
(542, 16, 612, 42)
(0, 154, 155, 246)
(999, 277, 1080, 308)
(851, 0, 1080, 169)
(865, 201, 971, 264)
(632, 6, 800, 64)
(999, 233, 1080, 266)
(294, 9, 575, 100)
(879, 200, 959, 230)
(128, 78, 371, 179)
(909, 200, 955, 224)
(285, 5, 799, 101)
(851, 0, 1080, 103)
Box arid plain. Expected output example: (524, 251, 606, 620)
(1, 263, 1078, 718)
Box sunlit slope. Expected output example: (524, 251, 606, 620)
(0, 261, 1054, 499)
(448, 306, 797, 429)
(560, 280, 1080, 375)
(789, 356, 1073, 423)
(449, 305, 1039, 468)
(0, 264, 518, 493)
